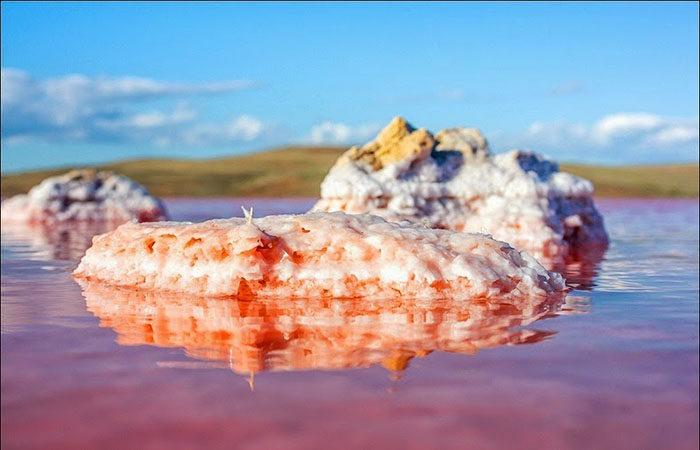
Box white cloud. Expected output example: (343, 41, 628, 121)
(591, 113, 664, 144)
(498, 112, 699, 163)
(309, 121, 381, 145)
(544, 80, 586, 97)
(0, 68, 265, 146)
(437, 89, 470, 102)
(94, 102, 197, 130)
(380, 88, 474, 105)
(183, 115, 265, 146)
(647, 124, 699, 145)
(525, 121, 588, 147)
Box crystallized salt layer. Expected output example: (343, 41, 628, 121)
(73, 211, 565, 299)
(1, 169, 168, 224)
(79, 281, 571, 374)
(313, 117, 608, 262)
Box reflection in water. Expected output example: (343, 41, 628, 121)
(1, 221, 125, 261)
(552, 245, 607, 291)
(79, 281, 586, 382)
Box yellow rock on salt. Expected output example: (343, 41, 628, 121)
(340, 117, 435, 171)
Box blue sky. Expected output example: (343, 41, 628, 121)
(1, 1, 698, 172)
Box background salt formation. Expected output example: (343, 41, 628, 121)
(1, 169, 168, 224)
(313, 117, 609, 264)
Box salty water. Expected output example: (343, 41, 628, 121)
(1, 198, 698, 450)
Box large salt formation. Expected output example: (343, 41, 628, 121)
(79, 280, 572, 376)
(313, 117, 608, 263)
(1, 169, 168, 224)
(74, 210, 565, 300)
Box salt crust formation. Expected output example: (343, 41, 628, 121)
(74, 211, 565, 300)
(79, 280, 576, 375)
(313, 117, 608, 262)
(1, 169, 168, 224)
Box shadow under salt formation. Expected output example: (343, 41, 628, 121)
(78, 281, 587, 384)
(0, 221, 127, 261)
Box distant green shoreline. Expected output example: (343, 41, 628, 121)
(2, 146, 698, 198)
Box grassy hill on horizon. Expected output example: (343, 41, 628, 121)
(1, 146, 698, 198)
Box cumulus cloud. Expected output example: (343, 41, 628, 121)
(308, 121, 381, 145)
(94, 102, 197, 130)
(499, 112, 699, 162)
(182, 115, 265, 146)
(648, 125, 699, 146)
(0, 68, 266, 146)
(591, 113, 665, 144)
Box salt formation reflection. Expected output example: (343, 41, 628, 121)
(549, 246, 607, 291)
(1, 221, 124, 261)
(79, 281, 586, 379)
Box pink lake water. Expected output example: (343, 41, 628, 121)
(1, 198, 698, 450)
